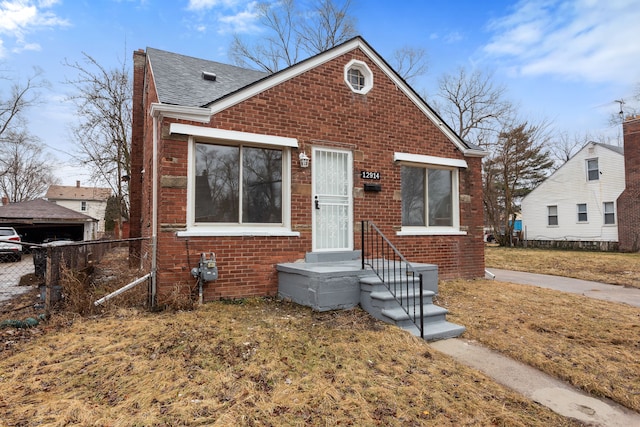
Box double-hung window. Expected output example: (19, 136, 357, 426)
(577, 203, 587, 222)
(603, 202, 615, 225)
(586, 158, 599, 181)
(396, 151, 465, 235)
(548, 205, 558, 226)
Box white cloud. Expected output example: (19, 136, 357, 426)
(484, 0, 640, 84)
(187, 0, 241, 11)
(0, 0, 68, 57)
(185, 0, 261, 35)
(217, 4, 260, 34)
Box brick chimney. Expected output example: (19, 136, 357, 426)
(128, 48, 147, 266)
(617, 115, 640, 252)
(76, 180, 81, 188)
(1, 197, 8, 206)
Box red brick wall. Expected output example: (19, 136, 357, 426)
(618, 116, 640, 252)
(132, 47, 485, 303)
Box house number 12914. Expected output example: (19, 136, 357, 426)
(361, 171, 381, 180)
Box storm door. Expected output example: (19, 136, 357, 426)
(312, 147, 353, 252)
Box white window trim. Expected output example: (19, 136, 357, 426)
(396, 156, 465, 236)
(547, 205, 559, 227)
(576, 203, 588, 223)
(170, 123, 298, 148)
(586, 158, 599, 181)
(344, 59, 373, 95)
(603, 201, 616, 226)
(394, 152, 468, 168)
(177, 134, 299, 238)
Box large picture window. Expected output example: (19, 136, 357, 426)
(401, 166, 454, 227)
(194, 142, 283, 224)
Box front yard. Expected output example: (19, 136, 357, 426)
(0, 246, 638, 425)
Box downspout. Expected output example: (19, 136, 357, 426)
(151, 114, 159, 306)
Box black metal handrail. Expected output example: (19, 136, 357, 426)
(361, 221, 424, 338)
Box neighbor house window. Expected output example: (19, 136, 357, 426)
(586, 158, 599, 181)
(603, 202, 615, 225)
(194, 142, 283, 224)
(81, 201, 87, 211)
(344, 59, 373, 94)
(577, 203, 587, 222)
(548, 205, 558, 226)
(401, 166, 455, 227)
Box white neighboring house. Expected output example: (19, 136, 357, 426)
(521, 142, 625, 246)
(45, 181, 113, 239)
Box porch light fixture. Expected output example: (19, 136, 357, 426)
(299, 151, 310, 168)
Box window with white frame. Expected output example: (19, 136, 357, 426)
(194, 142, 284, 224)
(603, 202, 615, 225)
(577, 203, 587, 222)
(586, 158, 599, 181)
(401, 165, 455, 228)
(81, 201, 87, 211)
(344, 59, 373, 94)
(548, 205, 558, 226)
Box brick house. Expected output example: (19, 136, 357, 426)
(617, 115, 640, 252)
(130, 37, 486, 305)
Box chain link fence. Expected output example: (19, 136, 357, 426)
(0, 238, 150, 319)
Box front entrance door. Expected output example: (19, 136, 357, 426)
(312, 147, 353, 252)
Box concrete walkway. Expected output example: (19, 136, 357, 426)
(430, 269, 640, 426)
(487, 268, 640, 307)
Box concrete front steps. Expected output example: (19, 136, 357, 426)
(359, 275, 466, 341)
(277, 252, 465, 341)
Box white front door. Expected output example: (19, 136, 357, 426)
(312, 147, 353, 252)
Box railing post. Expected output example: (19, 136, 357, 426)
(419, 273, 424, 339)
(361, 221, 365, 270)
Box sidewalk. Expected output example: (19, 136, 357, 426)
(486, 268, 640, 307)
(430, 269, 640, 426)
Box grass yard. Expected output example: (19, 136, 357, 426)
(0, 300, 580, 426)
(1, 246, 639, 425)
(485, 245, 640, 288)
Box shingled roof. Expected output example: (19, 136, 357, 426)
(45, 184, 112, 202)
(146, 47, 269, 107)
(0, 199, 96, 222)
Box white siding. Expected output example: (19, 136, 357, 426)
(55, 199, 108, 235)
(521, 143, 624, 242)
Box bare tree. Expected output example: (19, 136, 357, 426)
(64, 52, 131, 238)
(434, 66, 514, 147)
(390, 46, 429, 85)
(230, 0, 357, 72)
(0, 68, 46, 164)
(0, 131, 58, 202)
(547, 131, 614, 169)
(298, 0, 356, 53)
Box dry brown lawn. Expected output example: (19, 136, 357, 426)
(1, 246, 638, 425)
(485, 246, 640, 288)
(0, 301, 580, 426)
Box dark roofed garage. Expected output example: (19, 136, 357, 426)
(0, 199, 98, 245)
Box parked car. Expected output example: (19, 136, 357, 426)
(0, 227, 22, 262)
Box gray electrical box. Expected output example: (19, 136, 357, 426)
(191, 252, 218, 282)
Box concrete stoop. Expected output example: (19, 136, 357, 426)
(359, 275, 465, 341)
(276, 255, 465, 341)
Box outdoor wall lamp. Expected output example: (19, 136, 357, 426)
(299, 151, 310, 168)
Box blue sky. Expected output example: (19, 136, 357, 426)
(1, 0, 639, 186)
